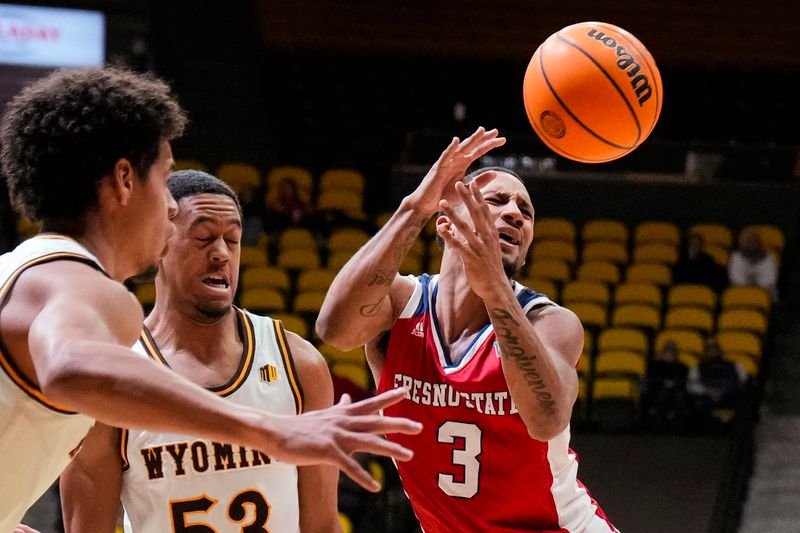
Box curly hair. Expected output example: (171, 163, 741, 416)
(0, 67, 187, 224)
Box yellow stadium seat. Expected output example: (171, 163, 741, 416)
(614, 283, 662, 310)
(688, 224, 732, 249)
(625, 263, 672, 286)
(704, 245, 730, 267)
(399, 254, 424, 275)
(328, 251, 356, 271)
(16, 216, 41, 239)
(611, 304, 661, 330)
(317, 190, 365, 219)
(134, 282, 156, 307)
(722, 286, 771, 315)
(265, 165, 313, 204)
(328, 228, 371, 255)
(716, 331, 762, 360)
(568, 302, 607, 329)
(331, 362, 370, 390)
(717, 309, 768, 336)
(270, 313, 310, 339)
(240, 266, 290, 292)
(277, 248, 320, 270)
(339, 512, 354, 533)
(535, 217, 576, 242)
(173, 159, 207, 171)
(742, 224, 784, 253)
(428, 254, 442, 273)
(240, 287, 285, 313)
(530, 258, 571, 283)
(293, 290, 327, 314)
(592, 377, 639, 402)
(595, 350, 646, 379)
(319, 168, 365, 196)
(517, 277, 559, 302)
(678, 353, 700, 368)
(655, 329, 704, 356)
(578, 352, 593, 377)
(634, 221, 680, 247)
(664, 307, 714, 334)
(724, 353, 758, 377)
(295, 273, 333, 299)
(582, 219, 629, 244)
(217, 162, 261, 192)
(279, 227, 317, 252)
(530, 240, 578, 264)
(598, 327, 648, 355)
(582, 241, 629, 265)
(667, 284, 717, 311)
(562, 280, 610, 307)
(583, 328, 594, 357)
(576, 261, 621, 285)
(239, 246, 269, 268)
(632, 243, 678, 265)
(319, 343, 366, 365)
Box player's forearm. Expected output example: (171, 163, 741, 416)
(483, 292, 573, 440)
(316, 197, 428, 348)
(42, 341, 274, 450)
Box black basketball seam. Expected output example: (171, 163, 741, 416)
(553, 32, 642, 147)
(525, 74, 616, 163)
(593, 21, 661, 139)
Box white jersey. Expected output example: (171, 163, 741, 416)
(0, 235, 102, 532)
(121, 310, 303, 533)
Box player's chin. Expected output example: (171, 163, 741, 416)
(501, 257, 522, 279)
(196, 301, 233, 320)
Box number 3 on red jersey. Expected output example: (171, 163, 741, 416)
(437, 421, 483, 498)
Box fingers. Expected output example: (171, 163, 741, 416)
(457, 181, 492, 231)
(345, 414, 424, 436)
(346, 432, 415, 462)
(434, 136, 460, 165)
(337, 452, 382, 492)
(345, 387, 408, 416)
(439, 200, 480, 251)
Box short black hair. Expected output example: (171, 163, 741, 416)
(0, 67, 187, 224)
(464, 166, 524, 184)
(168, 170, 242, 213)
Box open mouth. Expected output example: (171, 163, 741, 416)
(202, 274, 230, 289)
(498, 231, 520, 246)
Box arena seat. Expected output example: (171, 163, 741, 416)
(240, 265, 290, 293)
(595, 350, 646, 380)
(721, 286, 771, 315)
(217, 162, 261, 192)
(265, 165, 313, 204)
(717, 309, 768, 336)
(576, 261, 621, 285)
(634, 221, 681, 247)
(569, 302, 608, 329)
(688, 223, 733, 249)
(271, 313, 310, 339)
(292, 290, 327, 315)
(611, 304, 661, 331)
(582, 241, 629, 265)
(667, 284, 717, 311)
(655, 329, 704, 357)
(529, 258, 571, 283)
(716, 331, 762, 360)
(614, 282, 663, 310)
(319, 168, 365, 197)
(534, 217, 576, 243)
(632, 242, 679, 266)
(625, 263, 672, 286)
(664, 307, 714, 334)
(239, 287, 285, 313)
(598, 327, 649, 356)
(530, 240, 578, 264)
(239, 246, 269, 268)
(562, 280, 610, 308)
(582, 219, 629, 245)
(277, 248, 321, 270)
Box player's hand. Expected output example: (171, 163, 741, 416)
(437, 180, 507, 299)
(268, 387, 421, 492)
(406, 126, 505, 216)
(14, 525, 41, 533)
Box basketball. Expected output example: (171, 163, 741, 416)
(523, 21, 663, 163)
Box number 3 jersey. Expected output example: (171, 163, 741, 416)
(120, 310, 303, 533)
(378, 275, 618, 533)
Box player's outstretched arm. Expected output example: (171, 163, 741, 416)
(22, 263, 420, 491)
(60, 423, 123, 533)
(317, 127, 506, 350)
(286, 331, 344, 532)
(437, 181, 581, 440)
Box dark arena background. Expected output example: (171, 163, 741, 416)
(2, 1, 799, 532)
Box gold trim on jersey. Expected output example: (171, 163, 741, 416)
(272, 320, 304, 415)
(136, 308, 255, 398)
(120, 428, 130, 472)
(0, 251, 106, 414)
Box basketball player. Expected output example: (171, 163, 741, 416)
(60, 170, 341, 532)
(0, 67, 418, 531)
(317, 127, 618, 532)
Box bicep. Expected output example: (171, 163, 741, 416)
(60, 423, 123, 533)
(529, 307, 583, 386)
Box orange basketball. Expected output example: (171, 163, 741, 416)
(523, 21, 663, 163)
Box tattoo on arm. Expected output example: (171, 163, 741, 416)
(360, 300, 383, 317)
(368, 269, 395, 287)
(490, 308, 557, 416)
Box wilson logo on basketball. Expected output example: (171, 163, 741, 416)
(540, 111, 566, 139)
(587, 29, 652, 106)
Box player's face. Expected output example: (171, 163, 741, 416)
(159, 193, 242, 321)
(133, 140, 177, 274)
(477, 172, 535, 277)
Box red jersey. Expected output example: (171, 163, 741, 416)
(378, 274, 618, 533)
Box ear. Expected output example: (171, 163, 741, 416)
(109, 158, 136, 206)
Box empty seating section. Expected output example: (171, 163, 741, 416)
(127, 162, 784, 429)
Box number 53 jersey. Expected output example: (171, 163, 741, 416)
(378, 275, 618, 533)
(120, 310, 303, 533)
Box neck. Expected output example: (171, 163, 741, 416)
(435, 253, 493, 345)
(145, 303, 240, 365)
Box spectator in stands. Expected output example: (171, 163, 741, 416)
(266, 176, 313, 229)
(728, 229, 779, 300)
(641, 341, 690, 431)
(672, 233, 728, 293)
(688, 336, 748, 427)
